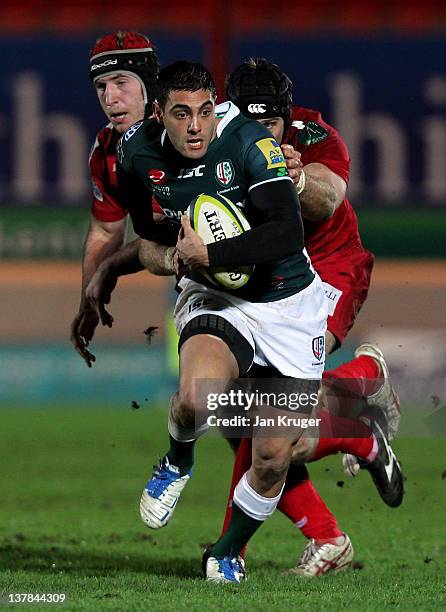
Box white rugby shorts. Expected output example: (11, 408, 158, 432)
(174, 275, 328, 379)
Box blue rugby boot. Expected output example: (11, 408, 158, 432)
(140, 456, 191, 528)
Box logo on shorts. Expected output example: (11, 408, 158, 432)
(215, 160, 234, 186)
(312, 336, 325, 360)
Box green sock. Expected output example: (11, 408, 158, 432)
(166, 434, 195, 475)
(211, 503, 263, 559)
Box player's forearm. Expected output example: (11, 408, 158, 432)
(100, 239, 144, 277)
(208, 180, 304, 268)
(139, 239, 176, 276)
(299, 172, 338, 222)
(207, 219, 301, 267)
(79, 220, 126, 305)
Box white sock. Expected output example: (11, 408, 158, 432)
(168, 413, 208, 443)
(233, 472, 284, 521)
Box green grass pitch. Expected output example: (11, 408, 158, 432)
(1, 406, 445, 610)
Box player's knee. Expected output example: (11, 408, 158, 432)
(252, 447, 290, 487)
(171, 387, 198, 430)
(291, 435, 318, 464)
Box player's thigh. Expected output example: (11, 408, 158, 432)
(317, 247, 374, 349)
(179, 333, 238, 385)
(174, 278, 255, 408)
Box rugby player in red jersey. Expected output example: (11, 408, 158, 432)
(70, 31, 159, 365)
(207, 58, 403, 576)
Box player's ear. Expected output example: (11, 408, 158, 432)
(153, 101, 164, 124)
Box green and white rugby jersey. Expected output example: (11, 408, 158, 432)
(117, 101, 314, 302)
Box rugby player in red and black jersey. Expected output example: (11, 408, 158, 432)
(70, 31, 159, 365)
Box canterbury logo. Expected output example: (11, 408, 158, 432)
(248, 103, 266, 113)
(91, 58, 118, 71)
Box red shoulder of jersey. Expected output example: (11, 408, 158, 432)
(285, 106, 350, 184)
(284, 106, 362, 261)
(89, 125, 127, 223)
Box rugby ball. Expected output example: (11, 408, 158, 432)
(188, 193, 254, 290)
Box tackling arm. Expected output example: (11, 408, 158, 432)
(299, 162, 346, 221)
(282, 146, 347, 222)
(70, 216, 126, 366)
(139, 240, 176, 276)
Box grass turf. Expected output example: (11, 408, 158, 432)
(1, 406, 445, 611)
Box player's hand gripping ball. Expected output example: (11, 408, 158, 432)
(187, 193, 254, 290)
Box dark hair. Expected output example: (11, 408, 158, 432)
(226, 58, 293, 132)
(156, 61, 217, 108)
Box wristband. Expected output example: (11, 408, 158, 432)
(296, 170, 306, 195)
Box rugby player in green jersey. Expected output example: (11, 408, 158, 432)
(115, 61, 328, 583)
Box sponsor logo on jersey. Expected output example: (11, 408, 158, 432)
(312, 336, 325, 361)
(124, 120, 143, 141)
(91, 179, 103, 202)
(215, 160, 234, 186)
(91, 58, 118, 71)
(255, 138, 286, 169)
(178, 165, 205, 179)
(271, 275, 285, 291)
(153, 184, 171, 197)
(276, 167, 288, 177)
(248, 103, 266, 113)
(148, 169, 166, 184)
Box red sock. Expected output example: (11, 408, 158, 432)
(323, 356, 382, 418)
(220, 438, 252, 536)
(311, 411, 377, 462)
(326, 355, 381, 388)
(278, 464, 342, 541)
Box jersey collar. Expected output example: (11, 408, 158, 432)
(215, 101, 240, 138)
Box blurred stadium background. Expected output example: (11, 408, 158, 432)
(1, 0, 445, 423)
(1, 3, 445, 607)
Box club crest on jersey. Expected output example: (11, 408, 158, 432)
(312, 336, 325, 361)
(148, 169, 166, 184)
(215, 160, 234, 186)
(297, 121, 329, 146)
(255, 138, 286, 170)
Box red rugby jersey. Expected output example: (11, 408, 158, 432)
(284, 106, 362, 264)
(89, 125, 127, 222)
(90, 124, 166, 222)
